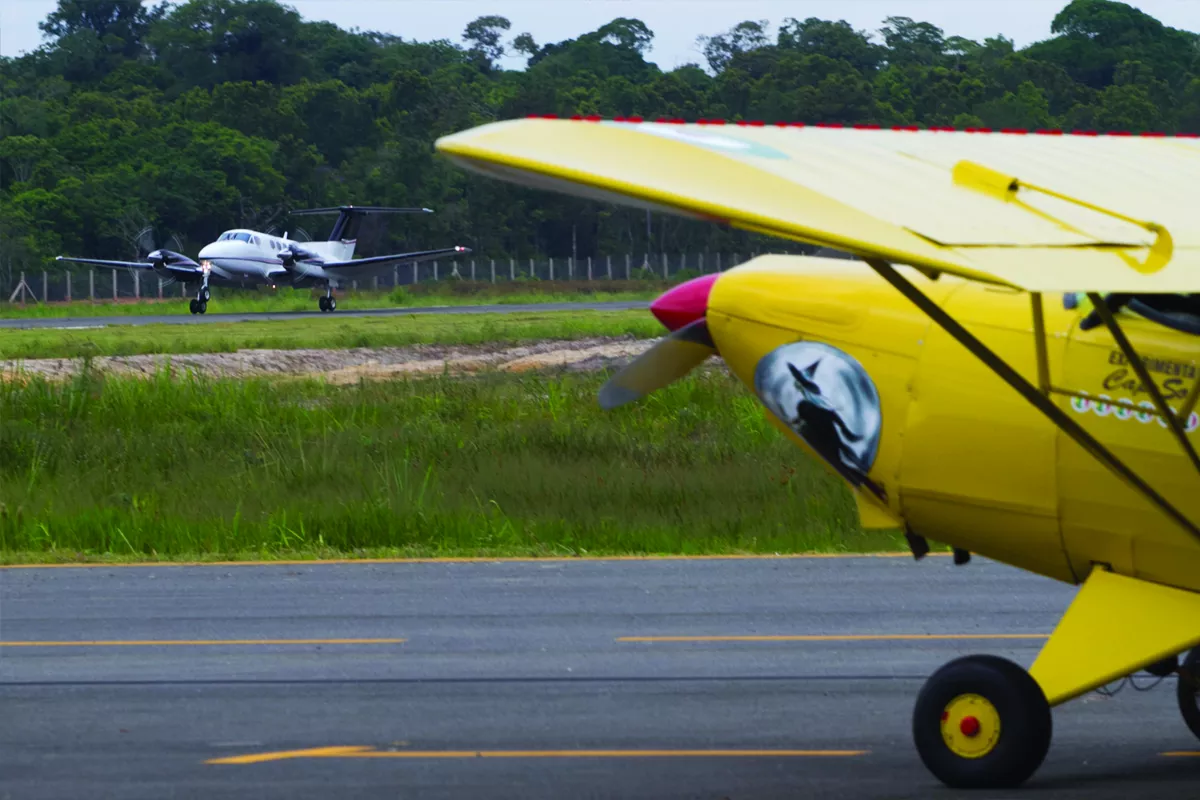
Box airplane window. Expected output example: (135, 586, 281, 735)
(1128, 295, 1200, 336)
(235, 233, 251, 242)
(252, 236, 260, 245)
(1079, 293, 1200, 336)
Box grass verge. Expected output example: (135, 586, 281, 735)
(0, 369, 901, 564)
(0, 310, 661, 360)
(0, 281, 663, 319)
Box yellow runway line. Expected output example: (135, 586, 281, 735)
(1162, 751, 1200, 757)
(1, 552, 947, 570)
(0, 638, 405, 647)
(617, 634, 1050, 643)
(207, 747, 868, 765)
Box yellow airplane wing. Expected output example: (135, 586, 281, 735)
(435, 119, 1200, 292)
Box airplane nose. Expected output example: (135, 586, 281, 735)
(198, 243, 216, 260)
(650, 274, 718, 331)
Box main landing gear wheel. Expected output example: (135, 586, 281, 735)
(1176, 647, 1200, 739)
(200, 286, 211, 302)
(319, 296, 336, 312)
(189, 299, 207, 315)
(913, 654, 1052, 789)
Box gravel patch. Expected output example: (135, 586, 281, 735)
(0, 337, 660, 382)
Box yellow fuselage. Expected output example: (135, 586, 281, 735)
(711, 256, 1200, 592)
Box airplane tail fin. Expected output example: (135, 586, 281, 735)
(289, 206, 434, 260)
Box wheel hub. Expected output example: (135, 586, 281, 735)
(941, 694, 1000, 759)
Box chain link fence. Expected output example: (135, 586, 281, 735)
(3, 251, 835, 305)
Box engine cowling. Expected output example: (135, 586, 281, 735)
(147, 249, 200, 269)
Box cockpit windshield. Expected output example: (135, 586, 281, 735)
(1068, 292, 1200, 336)
(218, 232, 253, 242)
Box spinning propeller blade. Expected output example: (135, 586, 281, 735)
(598, 320, 716, 410)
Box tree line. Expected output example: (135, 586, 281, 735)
(2, 0, 1198, 276)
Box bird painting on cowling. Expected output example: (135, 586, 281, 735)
(755, 341, 884, 500)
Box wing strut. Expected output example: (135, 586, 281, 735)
(863, 257, 1200, 545)
(1085, 293, 1200, 475)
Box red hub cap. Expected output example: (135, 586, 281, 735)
(959, 716, 981, 737)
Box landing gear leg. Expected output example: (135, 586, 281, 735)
(191, 281, 209, 314)
(319, 287, 336, 312)
(912, 655, 1052, 789)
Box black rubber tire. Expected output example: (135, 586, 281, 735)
(319, 296, 328, 312)
(913, 654, 1052, 789)
(1177, 647, 1200, 740)
(328, 297, 336, 311)
(197, 300, 207, 315)
(189, 299, 198, 314)
(201, 287, 211, 302)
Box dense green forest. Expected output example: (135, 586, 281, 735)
(2, 0, 1199, 278)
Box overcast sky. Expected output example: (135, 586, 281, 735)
(4, 1, 1200, 70)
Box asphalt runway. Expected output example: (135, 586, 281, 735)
(0, 301, 648, 330)
(3, 556, 1200, 799)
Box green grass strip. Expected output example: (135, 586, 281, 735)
(0, 282, 663, 319)
(0, 310, 661, 360)
(0, 369, 900, 563)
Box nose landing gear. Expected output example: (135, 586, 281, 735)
(189, 282, 210, 314)
(319, 288, 337, 312)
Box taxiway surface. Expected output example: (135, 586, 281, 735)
(0, 301, 648, 330)
(3, 556, 1197, 799)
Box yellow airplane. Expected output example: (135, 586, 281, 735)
(435, 117, 1200, 789)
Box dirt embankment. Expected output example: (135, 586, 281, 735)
(0, 337, 659, 383)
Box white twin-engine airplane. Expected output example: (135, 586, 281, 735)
(56, 206, 470, 314)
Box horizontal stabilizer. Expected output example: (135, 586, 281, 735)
(289, 206, 435, 242)
(289, 206, 433, 216)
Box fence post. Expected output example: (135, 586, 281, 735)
(586, 256, 592, 280)
(528, 258, 533, 280)
(625, 254, 631, 280)
(433, 261, 438, 281)
(606, 255, 612, 280)
(394, 264, 399, 287)
(158, 277, 163, 299)
(567, 257, 573, 280)
(181, 281, 186, 297)
(372, 275, 378, 291)
(661, 253, 667, 280)
(89, 270, 94, 301)
(42, 271, 48, 302)
(412, 262, 417, 284)
(113, 271, 118, 301)
(66, 272, 72, 303)
(470, 259, 476, 281)
(549, 257, 554, 281)
(490, 259, 495, 283)
(135, 271, 142, 299)
(509, 258, 514, 281)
